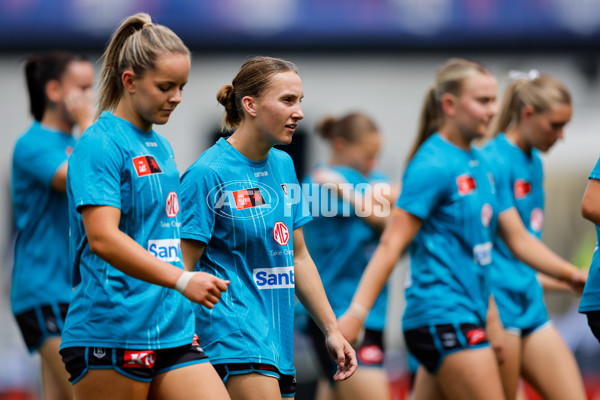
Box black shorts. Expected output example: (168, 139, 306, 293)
(60, 335, 209, 384)
(15, 303, 69, 352)
(404, 323, 489, 374)
(585, 311, 600, 344)
(214, 363, 296, 398)
(307, 318, 385, 383)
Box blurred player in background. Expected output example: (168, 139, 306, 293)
(179, 56, 357, 400)
(337, 58, 585, 400)
(58, 13, 229, 400)
(11, 50, 94, 400)
(298, 112, 396, 400)
(482, 71, 586, 400)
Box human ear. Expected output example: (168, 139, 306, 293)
(440, 92, 457, 117)
(121, 70, 136, 94)
(45, 80, 61, 103)
(241, 96, 257, 117)
(520, 104, 535, 123)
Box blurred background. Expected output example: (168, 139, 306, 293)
(1, 0, 600, 399)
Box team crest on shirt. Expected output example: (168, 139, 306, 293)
(481, 203, 493, 228)
(457, 174, 476, 196)
(233, 187, 266, 210)
(514, 179, 531, 199)
(132, 155, 163, 177)
(280, 184, 288, 198)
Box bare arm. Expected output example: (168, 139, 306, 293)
(293, 227, 357, 381)
(82, 205, 228, 307)
(497, 208, 586, 293)
(50, 162, 68, 192)
(581, 178, 600, 226)
(338, 208, 422, 343)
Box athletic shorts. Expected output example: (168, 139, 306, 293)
(404, 322, 489, 374)
(585, 311, 600, 344)
(60, 335, 209, 384)
(214, 363, 296, 398)
(15, 303, 69, 353)
(307, 318, 384, 383)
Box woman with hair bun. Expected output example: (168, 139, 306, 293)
(179, 56, 357, 400)
(482, 72, 586, 400)
(59, 13, 229, 400)
(12, 49, 94, 400)
(298, 112, 395, 400)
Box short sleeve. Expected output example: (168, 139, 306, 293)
(68, 132, 123, 212)
(490, 160, 515, 215)
(288, 162, 312, 229)
(14, 137, 69, 187)
(180, 164, 219, 244)
(396, 155, 451, 220)
(590, 156, 600, 180)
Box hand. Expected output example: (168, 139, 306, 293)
(65, 88, 95, 132)
(338, 312, 365, 347)
(183, 272, 230, 308)
(568, 269, 588, 295)
(324, 329, 357, 381)
(485, 321, 506, 364)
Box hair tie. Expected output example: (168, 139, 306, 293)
(142, 22, 154, 30)
(508, 69, 540, 82)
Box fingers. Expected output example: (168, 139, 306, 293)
(332, 344, 357, 381)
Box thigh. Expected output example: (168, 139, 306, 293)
(521, 324, 586, 400)
(73, 369, 149, 400)
(410, 366, 445, 400)
(435, 347, 504, 400)
(334, 367, 390, 400)
(494, 331, 521, 400)
(149, 362, 229, 400)
(225, 373, 282, 400)
(39, 337, 72, 399)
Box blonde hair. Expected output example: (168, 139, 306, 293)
(408, 58, 491, 161)
(96, 13, 190, 118)
(489, 74, 571, 136)
(216, 56, 298, 130)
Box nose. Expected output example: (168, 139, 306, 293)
(169, 88, 182, 105)
(293, 103, 304, 121)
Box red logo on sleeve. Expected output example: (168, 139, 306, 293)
(514, 179, 531, 199)
(132, 155, 163, 177)
(457, 175, 477, 196)
(273, 221, 290, 246)
(123, 350, 156, 369)
(233, 188, 266, 210)
(466, 328, 487, 345)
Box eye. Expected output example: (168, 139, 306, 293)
(158, 86, 170, 92)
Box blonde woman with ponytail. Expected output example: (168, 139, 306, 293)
(59, 13, 229, 400)
(338, 59, 585, 400)
(481, 72, 586, 400)
(179, 56, 356, 400)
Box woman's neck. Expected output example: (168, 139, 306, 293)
(40, 109, 73, 135)
(227, 123, 272, 161)
(438, 125, 471, 152)
(114, 100, 152, 132)
(505, 126, 532, 154)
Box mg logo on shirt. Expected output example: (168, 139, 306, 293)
(132, 155, 163, 177)
(253, 266, 295, 289)
(148, 239, 180, 262)
(123, 350, 156, 369)
(165, 191, 180, 217)
(273, 221, 290, 245)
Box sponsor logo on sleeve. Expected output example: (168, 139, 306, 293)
(132, 155, 163, 177)
(165, 191, 180, 217)
(457, 174, 477, 196)
(273, 221, 290, 246)
(514, 179, 531, 199)
(65, 146, 73, 156)
(233, 187, 266, 210)
(123, 350, 156, 369)
(253, 266, 295, 289)
(466, 328, 487, 345)
(148, 239, 180, 262)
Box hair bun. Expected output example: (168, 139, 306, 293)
(316, 116, 337, 140)
(216, 84, 235, 108)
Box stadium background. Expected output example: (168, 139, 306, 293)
(0, 0, 599, 398)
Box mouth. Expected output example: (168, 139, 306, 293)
(284, 124, 297, 133)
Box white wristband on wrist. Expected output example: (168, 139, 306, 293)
(175, 271, 195, 294)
